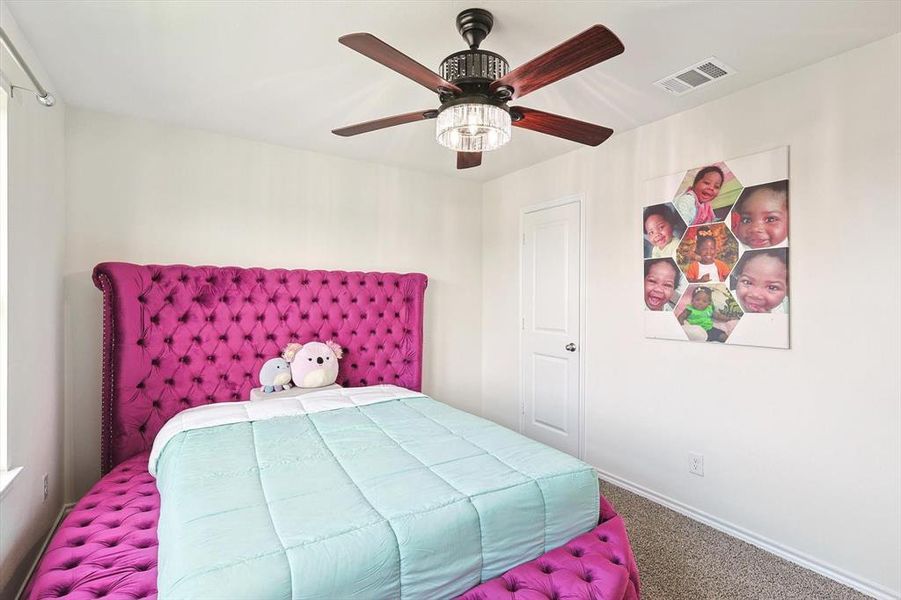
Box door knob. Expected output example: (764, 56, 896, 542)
(565, 343, 577, 352)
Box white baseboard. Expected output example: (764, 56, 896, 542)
(594, 467, 899, 600)
(14, 502, 75, 600)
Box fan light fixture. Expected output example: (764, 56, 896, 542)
(435, 102, 511, 152)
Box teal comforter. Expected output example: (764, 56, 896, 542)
(154, 389, 599, 599)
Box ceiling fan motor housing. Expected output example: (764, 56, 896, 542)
(439, 50, 509, 86)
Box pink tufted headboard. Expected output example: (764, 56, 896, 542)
(92, 262, 428, 473)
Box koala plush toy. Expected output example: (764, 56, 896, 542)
(282, 341, 343, 388)
(258, 357, 294, 393)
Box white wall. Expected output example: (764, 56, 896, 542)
(64, 108, 483, 499)
(481, 34, 900, 598)
(0, 5, 67, 597)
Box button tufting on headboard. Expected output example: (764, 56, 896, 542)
(92, 263, 428, 474)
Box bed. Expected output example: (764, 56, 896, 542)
(24, 262, 639, 600)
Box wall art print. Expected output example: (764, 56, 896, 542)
(643, 146, 790, 349)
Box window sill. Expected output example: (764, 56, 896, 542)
(0, 466, 23, 500)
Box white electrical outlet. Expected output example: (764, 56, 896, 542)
(688, 452, 704, 477)
(42, 473, 49, 502)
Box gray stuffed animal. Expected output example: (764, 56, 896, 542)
(258, 357, 294, 393)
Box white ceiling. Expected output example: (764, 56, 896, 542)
(5, 1, 900, 181)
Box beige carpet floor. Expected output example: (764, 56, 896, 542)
(600, 481, 870, 600)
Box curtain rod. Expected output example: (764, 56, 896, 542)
(0, 26, 55, 107)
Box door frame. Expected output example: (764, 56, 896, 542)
(518, 193, 587, 459)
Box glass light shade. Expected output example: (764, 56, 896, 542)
(435, 103, 511, 152)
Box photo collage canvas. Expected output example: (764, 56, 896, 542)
(643, 147, 790, 349)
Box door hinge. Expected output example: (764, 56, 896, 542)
(521, 317, 525, 330)
(522, 232, 526, 245)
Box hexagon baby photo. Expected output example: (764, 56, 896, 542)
(643, 203, 685, 259)
(728, 179, 789, 250)
(643, 258, 684, 311)
(676, 223, 739, 283)
(674, 284, 744, 343)
(730, 248, 789, 314)
(672, 161, 742, 226)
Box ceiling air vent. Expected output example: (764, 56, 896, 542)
(654, 57, 735, 96)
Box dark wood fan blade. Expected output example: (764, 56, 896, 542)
(511, 107, 613, 146)
(340, 33, 462, 95)
(457, 152, 482, 169)
(332, 110, 437, 137)
(490, 25, 624, 100)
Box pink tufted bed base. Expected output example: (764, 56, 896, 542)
(24, 263, 640, 599)
(26, 455, 639, 600)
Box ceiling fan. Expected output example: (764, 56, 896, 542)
(332, 8, 624, 170)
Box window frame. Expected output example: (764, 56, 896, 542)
(0, 78, 12, 482)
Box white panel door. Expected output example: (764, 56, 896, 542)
(521, 200, 581, 457)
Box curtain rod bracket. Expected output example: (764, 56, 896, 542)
(10, 84, 55, 107)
